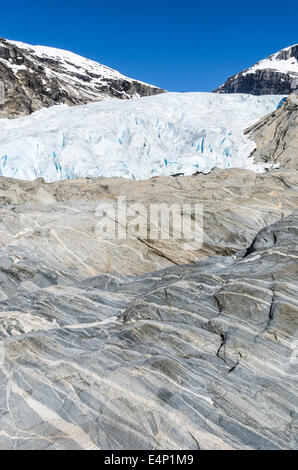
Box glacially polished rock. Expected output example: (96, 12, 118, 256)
(246, 93, 298, 170)
(0, 167, 297, 448)
(0, 211, 297, 449)
(0, 168, 297, 276)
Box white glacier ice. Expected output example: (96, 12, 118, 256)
(0, 92, 285, 182)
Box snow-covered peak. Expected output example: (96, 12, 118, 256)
(0, 37, 164, 118)
(6, 39, 149, 85)
(215, 45, 298, 95)
(243, 44, 298, 76)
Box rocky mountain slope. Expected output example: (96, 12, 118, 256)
(0, 38, 164, 118)
(214, 44, 298, 95)
(246, 93, 298, 169)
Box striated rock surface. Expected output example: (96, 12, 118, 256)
(0, 38, 164, 119)
(0, 205, 297, 449)
(214, 44, 298, 95)
(0, 168, 297, 275)
(246, 93, 298, 170)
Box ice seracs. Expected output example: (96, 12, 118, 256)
(0, 92, 284, 182)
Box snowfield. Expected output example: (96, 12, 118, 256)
(4, 39, 158, 95)
(0, 92, 285, 181)
(242, 44, 298, 77)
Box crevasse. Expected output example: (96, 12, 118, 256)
(0, 92, 284, 182)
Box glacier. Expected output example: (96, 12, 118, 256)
(0, 92, 285, 182)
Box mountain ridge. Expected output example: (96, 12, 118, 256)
(214, 44, 298, 95)
(0, 37, 165, 118)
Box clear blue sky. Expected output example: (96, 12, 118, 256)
(0, 0, 297, 92)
